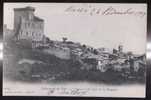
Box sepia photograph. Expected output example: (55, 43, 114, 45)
(3, 3, 147, 97)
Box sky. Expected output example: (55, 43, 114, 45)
(4, 3, 147, 54)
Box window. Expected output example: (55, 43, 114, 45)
(25, 23, 28, 28)
(28, 23, 30, 27)
(24, 23, 26, 28)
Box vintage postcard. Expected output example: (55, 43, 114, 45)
(3, 3, 147, 97)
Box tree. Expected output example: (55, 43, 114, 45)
(113, 48, 117, 54)
(62, 37, 67, 43)
(82, 44, 86, 48)
(45, 37, 50, 43)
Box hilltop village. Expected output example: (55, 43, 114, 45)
(4, 6, 146, 83)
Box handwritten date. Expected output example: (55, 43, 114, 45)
(65, 6, 146, 18)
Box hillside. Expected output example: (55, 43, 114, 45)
(3, 39, 146, 84)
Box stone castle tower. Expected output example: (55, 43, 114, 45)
(14, 6, 44, 47)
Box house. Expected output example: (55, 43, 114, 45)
(13, 6, 44, 48)
(96, 59, 110, 72)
